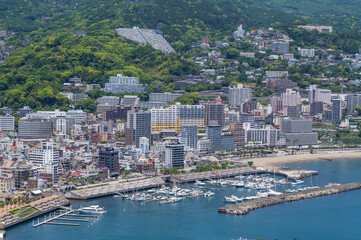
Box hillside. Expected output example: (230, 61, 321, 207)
(252, 0, 361, 30)
(0, 0, 300, 110)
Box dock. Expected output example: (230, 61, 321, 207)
(65, 177, 165, 200)
(218, 181, 361, 215)
(33, 208, 99, 228)
(0, 195, 70, 230)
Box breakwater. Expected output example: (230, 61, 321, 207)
(218, 181, 361, 215)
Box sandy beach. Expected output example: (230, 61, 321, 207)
(241, 150, 361, 170)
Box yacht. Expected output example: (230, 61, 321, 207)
(79, 205, 107, 214)
(204, 191, 215, 197)
(194, 180, 206, 186)
(291, 180, 304, 185)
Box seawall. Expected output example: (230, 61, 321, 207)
(218, 181, 361, 215)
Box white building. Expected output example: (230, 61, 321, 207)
(139, 137, 149, 154)
(0, 115, 15, 131)
(309, 85, 331, 104)
(229, 84, 252, 107)
(105, 74, 145, 93)
(298, 48, 315, 58)
(233, 24, 245, 40)
(281, 89, 301, 107)
(29, 142, 61, 184)
(97, 96, 120, 106)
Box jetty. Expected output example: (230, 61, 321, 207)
(32, 208, 98, 228)
(65, 177, 165, 200)
(169, 167, 317, 184)
(218, 181, 361, 215)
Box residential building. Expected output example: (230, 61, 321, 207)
(105, 74, 145, 93)
(298, 48, 315, 58)
(310, 102, 324, 116)
(228, 84, 252, 107)
(265, 71, 289, 79)
(19, 106, 32, 118)
(121, 95, 140, 107)
(271, 96, 283, 113)
(269, 41, 289, 54)
(97, 96, 120, 106)
(164, 144, 185, 169)
(309, 85, 331, 104)
(18, 120, 53, 139)
(346, 94, 361, 113)
(206, 125, 221, 151)
(0, 177, 15, 193)
(149, 92, 183, 103)
(332, 99, 342, 121)
(98, 147, 119, 177)
(179, 125, 198, 150)
(126, 111, 151, 146)
(281, 89, 301, 107)
(0, 115, 14, 131)
(201, 99, 225, 127)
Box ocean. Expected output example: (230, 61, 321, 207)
(6, 158, 361, 240)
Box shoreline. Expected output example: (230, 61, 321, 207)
(239, 150, 361, 170)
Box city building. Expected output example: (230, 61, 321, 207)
(267, 79, 297, 90)
(0, 115, 14, 131)
(179, 125, 198, 150)
(269, 41, 289, 54)
(206, 125, 221, 151)
(126, 111, 152, 146)
(346, 94, 361, 113)
(149, 92, 183, 103)
(310, 102, 324, 116)
(105, 74, 146, 93)
(228, 84, 252, 107)
(265, 71, 289, 79)
(298, 48, 315, 58)
(201, 99, 225, 127)
(281, 89, 301, 107)
(298, 25, 333, 33)
(281, 118, 318, 146)
(19, 106, 32, 118)
(332, 99, 342, 121)
(18, 120, 53, 139)
(98, 147, 119, 178)
(271, 96, 283, 113)
(97, 96, 120, 106)
(164, 144, 185, 169)
(29, 142, 61, 184)
(233, 24, 245, 40)
(0, 177, 15, 193)
(121, 95, 140, 107)
(309, 85, 331, 104)
(139, 137, 150, 154)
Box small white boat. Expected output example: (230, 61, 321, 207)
(204, 191, 215, 197)
(224, 196, 237, 203)
(291, 180, 304, 185)
(194, 180, 206, 186)
(79, 205, 107, 214)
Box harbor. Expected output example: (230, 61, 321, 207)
(218, 181, 361, 215)
(0, 195, 69, 230)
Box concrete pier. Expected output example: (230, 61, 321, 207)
(218, 181, 361, 215)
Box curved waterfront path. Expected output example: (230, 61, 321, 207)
(218, 181, 361, 215)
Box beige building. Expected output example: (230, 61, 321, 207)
(0, 176, 15, 193)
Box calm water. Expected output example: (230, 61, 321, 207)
(7, 158, 361, 240)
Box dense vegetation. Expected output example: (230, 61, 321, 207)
(0, 0, 300, 110)
(252, 0, 361, 31)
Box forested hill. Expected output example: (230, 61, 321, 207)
(252, 0, 361, 31)
(0, 0, 300, 110)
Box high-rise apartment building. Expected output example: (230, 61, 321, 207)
(228, 84, 251, 107)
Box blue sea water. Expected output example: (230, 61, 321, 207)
(7, 158, 361, 240)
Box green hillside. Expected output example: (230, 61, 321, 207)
(252, 0, 361, 30)
(0, 0, 300, 110)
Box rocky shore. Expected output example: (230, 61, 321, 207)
(218, 181, 361, 215)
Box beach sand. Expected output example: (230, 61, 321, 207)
(241, 150, 361, 170)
